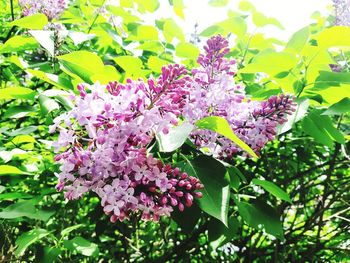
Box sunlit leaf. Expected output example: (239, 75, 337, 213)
(239, 0, 255, 12)
(0, 165, 29, 175)
(209, 0, 228, 7)
(58, 51, 104, 83)
(195, 116, 258, 158)
(157, 122, 193, 152)
(0, 36, 39, 53)
(172, 0, 185, 19)
(0, 87, 36, 101)
(29, 30, 55, 56)
(147, 56, 170, 73)
(241, 50, 298, 76)
(318, 26, 350, 49)
(285, 27, 309, 53)
(252, 179, 292, 203)
(175, 42, 200, 60)
(252, 12, 284, 29)
(9, 14, 48, 29)
(134, 25, 159, 41)
(163, 18, 185, 42)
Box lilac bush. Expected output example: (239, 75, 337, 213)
(51, 35, 295, 223)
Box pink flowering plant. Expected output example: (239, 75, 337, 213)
(51, 35, 295, 224)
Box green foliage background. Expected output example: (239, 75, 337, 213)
(0, 0, 349, 262)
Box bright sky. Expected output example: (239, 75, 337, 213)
(156, 0, 333, 41)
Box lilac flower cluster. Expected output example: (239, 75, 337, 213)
(52, 35, 294, 222)
(19, 0, 67, 21)
(332, 0, 350, 26)
(182, 35, 296, 158)
(51, 65, 202, 222)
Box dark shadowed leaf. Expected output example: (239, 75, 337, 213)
(180, 155, 230, 226)
(237, 200, 284, 240)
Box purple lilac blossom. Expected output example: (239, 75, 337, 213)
(333, 0, 350, 26)
(52, 35, 295, 222)
(51, 65, 202, 222)
(19, 0, 67, 21)
(183, 35, 296, 158)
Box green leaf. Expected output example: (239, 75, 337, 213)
(278, 98, 309, 134)
(208, 216, 240, 250)
(172, 0, 185, 19)
(180, 155, 230, 226)
(38, 95, 60, 115)
(61, 224, 85, 237)
(239, 0, 255, 12)
(0, 200, 54, 221)
(209, 0, 228, 7)
(12, 135, 36, 145)
(68, 31, 96, 46)
(147, 56, 170, 73)
(252, 179, 292, 203)
(29, 30, 55, 56)
(41, 247, 61, 263)
(137, 41, 163, 53)
(27, 69, 73, 90)
(163, 18, 185, 43)
(175, 42, 200, 60)
(285, 27, 309, 53)
(0, 165, 29, 175)
(9, 14, 48, 29)
(195, 116, 258, 158)
(91, 65, 121, 84)
(315, 85, 350, 105)
(314, 71, 350, 89)
(217, 17, 247, 38)
(134, 25, 159, 41)
(157, 122, 193, 152)
(240, 50, 297, 76)
(135, 0, 159, 12)
(172, 203, 201, 233)
(64, 237, 99, 257)
(58, 51, 104, 83)
(0, 36, 39, 53)
(252, 12, 284, 29)
(114, 56, 147, 77)
(15, 228, 50, 257)
(0, 192, 33, 201)
(3, 126, 38, 137)
(227, 167, 243, 191)
(200, 25, 222, 37)
(0, 87, 36, 100)
(322, 98, 350, 115)
(237, 200, 284, 240)
(3, 106, 36, 119)
(318, 26, 350, 49)
(302, 110, 345, 147)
